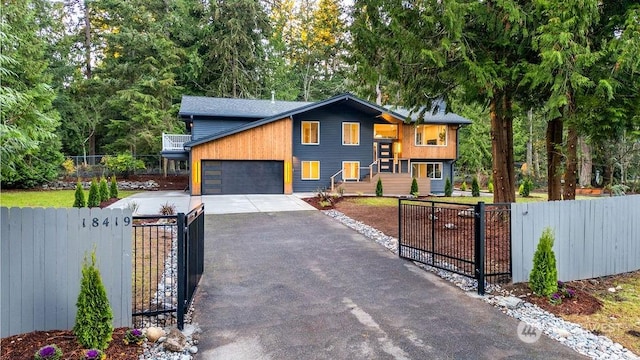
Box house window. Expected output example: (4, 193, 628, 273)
(415, 125, 447, 146)
(412, 162, 443, 179)
(301, 161, 320, 180)
(342, 161, 360, 180)
(373, 124, 398, 139)
(342, 122, 360, 145)
(302, 121, 319, 145)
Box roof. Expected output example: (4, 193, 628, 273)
(386, 100, 472, 125)
(179, 96, 313, 119)
(183, 93, 472, 148)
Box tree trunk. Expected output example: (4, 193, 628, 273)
(578, 136, 592, 187)
(84, 0, 96, 159)
(546, 117, 564, 200)
(526, 108, 533, 177)
(490, 91, 516, 203)
(564, 123, 578, 200)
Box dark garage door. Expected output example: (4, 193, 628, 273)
(201, 160, 284, 195)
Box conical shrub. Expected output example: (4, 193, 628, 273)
(471, 176, 480, 197)
(73, 250, 113, 350)
(410, 178, 419, 196)
(87, 178, 101, 208)
(376, 178, 383, 197)
(99, 177, 109, 202)
(73, 181, 86, 208)
(444, 177, 453, 196)
(109, 176, 118, 199)
(529, 228, 558, 296)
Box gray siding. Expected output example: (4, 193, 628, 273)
(404, 160, 454, 194)
(511, 196, 640, 283)
(192, 117, 254, 141)
(1, 207, 133, 337)
(291, 104, 379, 192)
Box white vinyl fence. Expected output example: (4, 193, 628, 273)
(1, 207, 133, 337)
(511, 195, 640, 283)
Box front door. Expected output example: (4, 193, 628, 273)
(377, 141, 393, 172)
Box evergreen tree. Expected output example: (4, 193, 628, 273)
(87, 178, 100, 207)
(529, 228, 558, 297)
(109, 176, 118, 199)
(471, 177, 480, 197)
(444, 177, 453, 197)
(99, 177, 109, 202)
(375, 178, 383, 197)
(410, 178, 418, 196)
(73, 181, 86, 208)
(0, 0, 64, 188)
(73, 250, 113, 350)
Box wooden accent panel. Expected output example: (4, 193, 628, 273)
(399, 125, 457, 159)
(191, 118, 293, 195)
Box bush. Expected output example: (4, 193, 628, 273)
(101, 153, 145, 178)
(529, 228, 558, 297)
(488, 181, 494, 193)
(376, 178, 383, 197)
(109, 176, 118, 199)
(471, 176, 480, 197)
(73, 181, 86, 208)
(73, 250, 113, 350)
(159, 202, 176, 215)
(460, 181, 467, 191)
(410, 178, 419, 196)
(87, 178, 101, 208)
(99, 177, 109, 202)
(519, 177, 533, 197)
(444, 177, 452, 196)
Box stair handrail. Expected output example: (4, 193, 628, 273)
(330, 169, 344, 192)
(368, 160, 379, 182)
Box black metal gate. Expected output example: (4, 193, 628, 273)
(398, 199, 511, 295)
(132, 204, 205, 329)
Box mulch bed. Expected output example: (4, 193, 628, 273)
(0, 328, 142, 360)
(504, 282, 603, 315)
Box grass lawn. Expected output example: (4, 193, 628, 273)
(565, 275, 640, 354)
(0, 189, 140, 208)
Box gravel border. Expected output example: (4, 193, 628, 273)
(322, 209, 639, 360)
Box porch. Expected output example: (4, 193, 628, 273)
(334, 172, 431, 196)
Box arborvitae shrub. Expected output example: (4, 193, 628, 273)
(109, 176, 118, 199)
(519, 177, 533, 197)
(87, 178, 101, 208)
(73, 251, 113, 350)
(99, 177, 109, 202)
(73, 181, 86, 208)
(471, 176, 480, 197)
(410, 178, 419, 196)
(488, 181, 494, 193)
(444, 177, 453, 196)
(460, 181, 467, 191)
(376, 178, 383, 197)
(529, 228, 558, 297)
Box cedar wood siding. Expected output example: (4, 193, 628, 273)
(190, 118, 293, 195)
(292, 103, 381, 192)
(397, 124, 457, 194)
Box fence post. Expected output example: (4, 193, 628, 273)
(397, 198, 402, 255)
(176, 212, 186, 330)
(474, 202, 486, 295)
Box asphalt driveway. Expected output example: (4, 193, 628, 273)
(193, 211, 585, 360)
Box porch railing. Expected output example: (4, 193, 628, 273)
(162, 133, 192, 151)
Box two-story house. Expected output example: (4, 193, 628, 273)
(161, 93, 471, 196)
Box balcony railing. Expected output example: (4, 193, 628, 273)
(162, 133, 191, 151)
